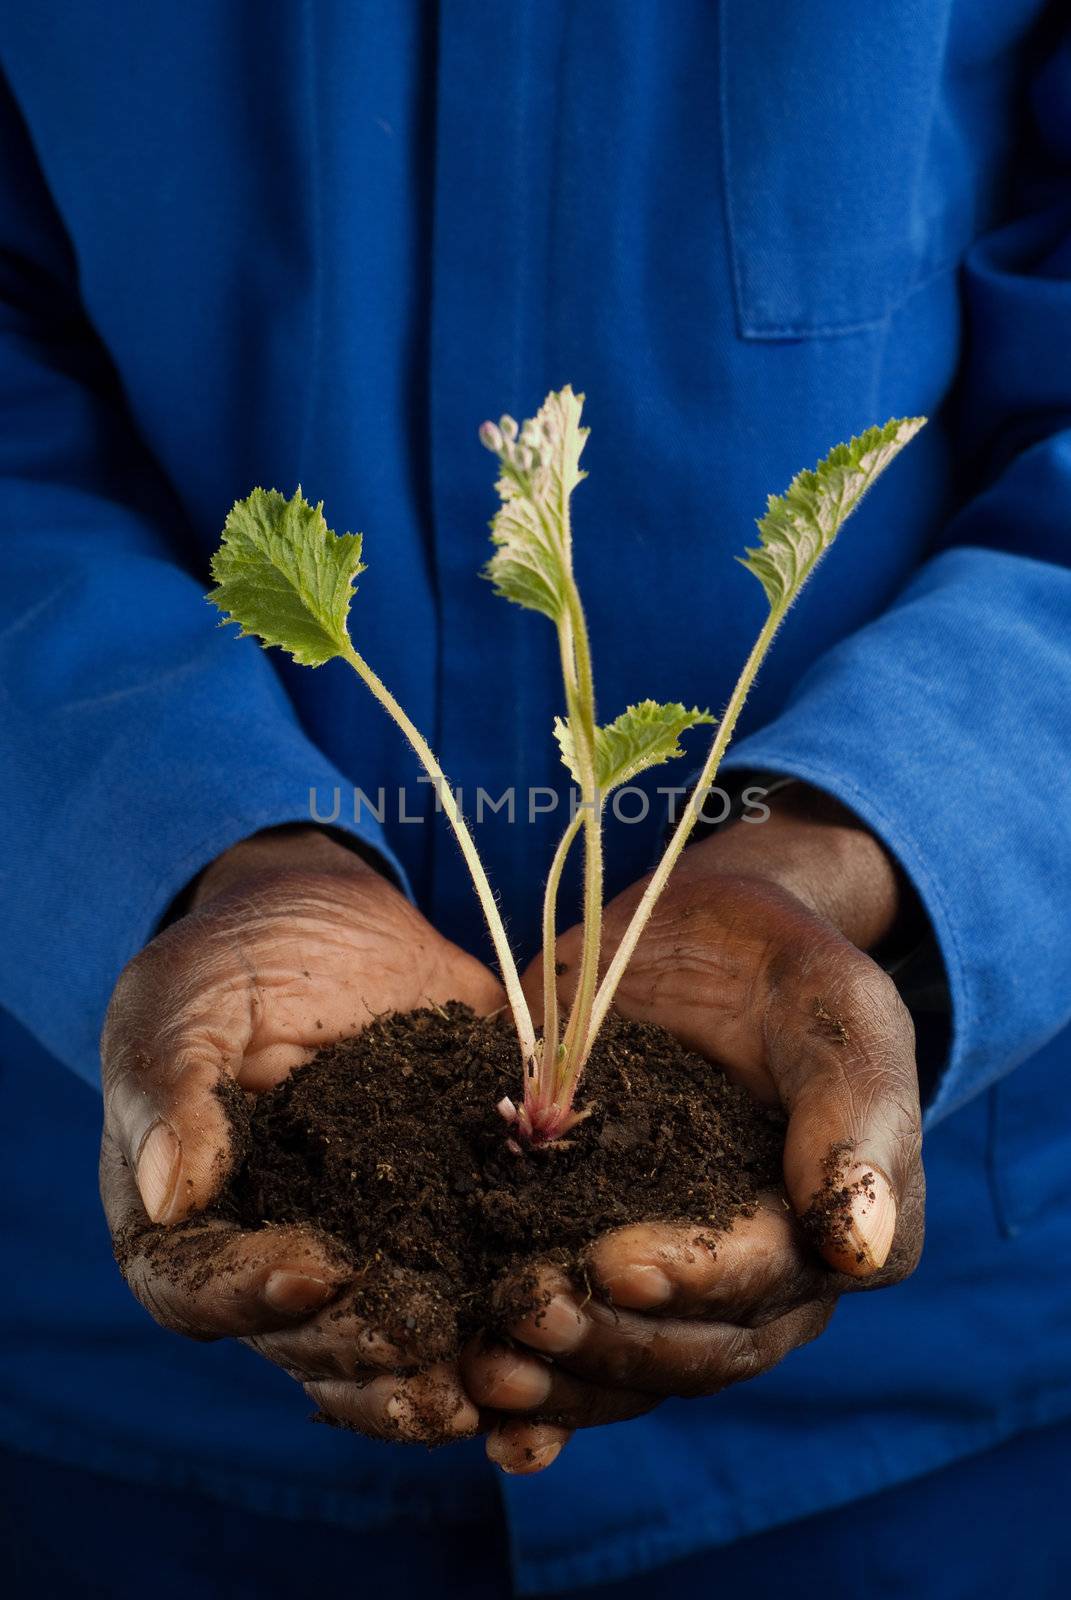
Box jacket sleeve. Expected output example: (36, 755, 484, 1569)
(721, 40, 1071, 1127)
(0, 76, 408, 1089)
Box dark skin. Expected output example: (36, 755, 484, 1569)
(100, 789, 924, 1475)
(461, 787, 925, 1460)
(100, 828, 502, 1445)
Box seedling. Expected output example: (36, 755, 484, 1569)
(208, 389, 923, 1146)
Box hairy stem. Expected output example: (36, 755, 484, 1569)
(340, 640, 537, 1067)
(553, 591, 603, 1104)
(557, 787, 603, 1083)
(539, 808, 584, 1083)
(584, 605, 783, 1050)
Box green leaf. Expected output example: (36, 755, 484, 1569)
(555, 700, 716, 793)
(480, 386, 589, 622)
(207, 487, 365, 666)
(739, 417, 926, 611)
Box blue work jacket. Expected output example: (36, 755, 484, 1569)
(1, 2, 1070, 1593)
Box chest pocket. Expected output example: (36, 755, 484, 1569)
(718, 0, 1002, 339)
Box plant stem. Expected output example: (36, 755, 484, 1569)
(557, 789, 603, 1077)
(340, 640, 537, 1069)
(539, 808, 583, 1079)
(553, 591, 603, 1100)
(584, 605, 783, 1051)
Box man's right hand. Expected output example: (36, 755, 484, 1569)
(100, 825, 503, 1444)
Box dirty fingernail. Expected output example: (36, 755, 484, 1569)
(387, 1382, 479, 1437)
(499, 1439, 563, 1475)
(447, 1395, 481, 1436)
(520, 1293, 585, 1353)
(847, 1164, 897, 1270)
(136, 1121, 182, 1222)
(602, 1263, 673, 1308)
(385, 1390, 415, 1428)
(263, 1270, 333, 1314)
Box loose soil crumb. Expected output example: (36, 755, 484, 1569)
(204, 1004, 786, 1353)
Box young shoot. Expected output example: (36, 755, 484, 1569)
(207, 392, 924, 1150)
(479, 391, 923, 1140)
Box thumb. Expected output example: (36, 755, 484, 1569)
(101, 940, 253, 1225)
(767, 950, 922, 1279)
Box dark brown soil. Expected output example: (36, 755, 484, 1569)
(209, 1004, 787, 1354)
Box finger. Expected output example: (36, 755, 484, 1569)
(585, 1199, 825, 1322)
(119, 1220, 347, 1340)
(461, 1341, 657, 1429)
(245, 1273, 458, 1380)
(247, 1316, 407, 1382)
(104, 1128, 349, 1339)
(486, 1420, 573, 1475)
(101, 1127, 352, 1338)
(467, 1285, 833, 1403)
(101, 923, 257, 1223)
(762, 944, 923, 1278)
(306, 1364, 480, 1445)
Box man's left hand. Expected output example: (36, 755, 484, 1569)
(462, 787, 925, 1472)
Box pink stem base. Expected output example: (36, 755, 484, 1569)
(497, 1092, 593, 1148)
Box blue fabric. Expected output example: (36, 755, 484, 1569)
(6, 1420, 1071, 1599)
(0, 1, 1069, 1593)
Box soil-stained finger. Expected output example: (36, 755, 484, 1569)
(485, 1420, 573, 1475)
(479, 1296, 834, 1403)
(306, 1364, 480, 1445)
(460, 1342, 657, 1429)
(100, 926, 257, 1223)
(765, 943, 923, 1279)
(585, 1196, 826, 1323)
(103, 1130, 349, 1338)
(246, 1277, 454, 1379)
(115, 1216, 348, 1340)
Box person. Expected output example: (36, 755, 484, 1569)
(1, 3, 1069, 1595)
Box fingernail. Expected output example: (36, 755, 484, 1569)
(489, 1357, 553, 1408)
(847, 1164, 896, 1270)
(499, 1440, 563, 1475)
(263, 1270, 333, 1314)
(385, 1391, 414, 1427)
(522, 1294, 584, 1353)
(136, 1121, 182, 1222)
(386, 1384, 479, 1437)
(447, 1396, 481, 1436)
(602, 1264, 673, 1309)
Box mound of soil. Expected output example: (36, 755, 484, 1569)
(210, 1003, 787, 1354)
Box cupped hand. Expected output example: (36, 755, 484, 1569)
(100, 825, 504, 1443)
(465, 787, 925, 1465)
